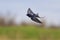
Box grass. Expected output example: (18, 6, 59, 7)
(0, 26, 60, 40)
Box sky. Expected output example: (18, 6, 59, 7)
(0, 0, 60, 25)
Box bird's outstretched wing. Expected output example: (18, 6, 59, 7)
(31, 17, 42, 23)
(27, 8, 34, 14)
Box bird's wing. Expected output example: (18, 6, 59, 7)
(27, 8, 34, 15)
(31, 17, 42, 23)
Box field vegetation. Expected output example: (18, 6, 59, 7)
(0, 25, 60, 40)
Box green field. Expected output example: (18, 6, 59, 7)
(0, 26, 60, 40)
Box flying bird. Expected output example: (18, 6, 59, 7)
(26, 8, 43, 24)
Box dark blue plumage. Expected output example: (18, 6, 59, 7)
(26, 8, 42, 23)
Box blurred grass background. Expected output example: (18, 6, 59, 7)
(0, 25, 60, 40)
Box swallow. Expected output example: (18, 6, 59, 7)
(26, 8, 42, 24)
